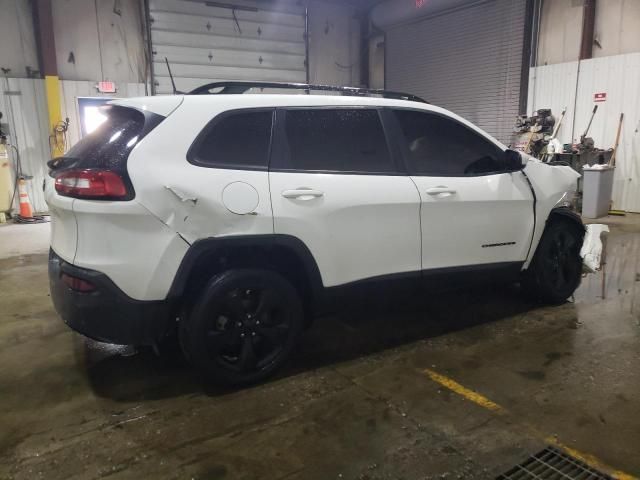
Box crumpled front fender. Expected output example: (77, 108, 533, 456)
(522, 159, 582, 268)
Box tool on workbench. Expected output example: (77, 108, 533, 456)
(550, 108, 566, 140)
(578, 105, 598, 152)
(609, 113, 624, 167)
(542, 108, 567, 161)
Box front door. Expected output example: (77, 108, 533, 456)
(389, 108, 534, 272)
(269, 107, 422, 288)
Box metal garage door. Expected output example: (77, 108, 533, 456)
(148, 0, 307, 94)
(384, 0, 527, 144)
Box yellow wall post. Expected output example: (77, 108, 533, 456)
(34, 0, 63, 158)
(44, 75, 64, 157)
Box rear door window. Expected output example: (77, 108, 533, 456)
(189, 109, 274, 170)
(392, 109, 506, 176)
(275, 108, 396, 174)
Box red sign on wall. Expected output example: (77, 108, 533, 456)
(97, 81, 117, 94)
(594, 92, 607, 102)
(415, 0, 428, 8)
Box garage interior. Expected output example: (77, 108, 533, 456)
(1, 0, 640, 478)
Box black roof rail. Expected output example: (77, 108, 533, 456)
(188, 81, 428, 104)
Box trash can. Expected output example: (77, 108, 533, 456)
(581, 165, 615, 219)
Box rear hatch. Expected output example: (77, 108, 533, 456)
(46, 103, 167, 263)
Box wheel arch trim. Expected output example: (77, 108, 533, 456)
(548, 207, 586, 232)
(167, 234, 325, 306)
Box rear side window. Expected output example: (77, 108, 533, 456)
(279, 108, 395, 174)
(392, 109, 505, 176)
(62, 105, 148, 171)
(189, 110, 273, 170)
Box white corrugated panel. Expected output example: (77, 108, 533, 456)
(384, 0, 527, 145)
(528, 53, 640, 212)
(575, 55, 640, 212)
(0, 78, 50, 213)
(149, 0, 306, 94)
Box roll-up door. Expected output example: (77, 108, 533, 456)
(148, 0, 307, 94)
(382, 0, 527, 144)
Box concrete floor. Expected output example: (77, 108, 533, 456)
(1, 216, 639, 480)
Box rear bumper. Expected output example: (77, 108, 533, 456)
(48, 249, 173, 345)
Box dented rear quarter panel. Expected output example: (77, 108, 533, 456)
(125, 96, 275, 244)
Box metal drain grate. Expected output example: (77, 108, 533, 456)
(496, 446, 614, 479)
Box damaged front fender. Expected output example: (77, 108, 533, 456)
(522, 159, 582, 268)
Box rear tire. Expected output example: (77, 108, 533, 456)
(180, 269, 303, 385)
(522, 219, 584, 304)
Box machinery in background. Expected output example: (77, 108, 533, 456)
(0, 112, 14, 222)
(513, 105, 622, 216)
(513, 108, 556, 157)
(512, 106, 613, 168)
(0, 110, 45, 224)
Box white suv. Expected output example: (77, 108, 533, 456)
(47, 82, 584, 384)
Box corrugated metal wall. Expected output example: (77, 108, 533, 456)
(306, 1, 360, 87)
(528, 53, 640, 212)
(527, 61, 579, 142)
(384, 0, 527, 145)
(0, 78, 51, 213)
(149, 0, 307, 94)
(52, 0, 147, 83)
(536, 0, 640, 67)
(0, 0, 39, 78)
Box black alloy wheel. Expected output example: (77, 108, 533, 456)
(523, 220, 584, 304)
(181, 269, 303, 385)
(208, 287, 291, 372)
(542, 227, 581, 292)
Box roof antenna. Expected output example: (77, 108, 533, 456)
(165, 57, 182, 95)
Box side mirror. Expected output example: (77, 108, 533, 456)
(504, 149, 524, 171)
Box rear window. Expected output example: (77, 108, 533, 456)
(63, 106, 147, 171)
(188, 109, 273, 170)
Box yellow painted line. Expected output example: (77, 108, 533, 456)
(421, 368, 638, 480)
(423, 368, 505, 413)
(546, 437, 638, 480)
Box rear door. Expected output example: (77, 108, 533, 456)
(389, 108, 534, 271)
(268, 107, 421, 288)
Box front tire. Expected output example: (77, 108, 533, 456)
(180, 269, 303, 385)
(523, 219, 584, 304)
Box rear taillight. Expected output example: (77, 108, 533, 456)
(61, 273, 97, 292)
(54, 169, 128, 200)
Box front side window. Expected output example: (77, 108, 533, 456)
(280, 108, 395, 174)
(393, 109, 505, 176)
(190, 109, 273, 169)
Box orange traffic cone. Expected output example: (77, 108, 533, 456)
(17, 177, 33, 218)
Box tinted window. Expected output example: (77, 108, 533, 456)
(62, 105, 146, 171)
(282, 109, 394, 173)
(191, 110, 273, 169)
(393, 110, 505, 176)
